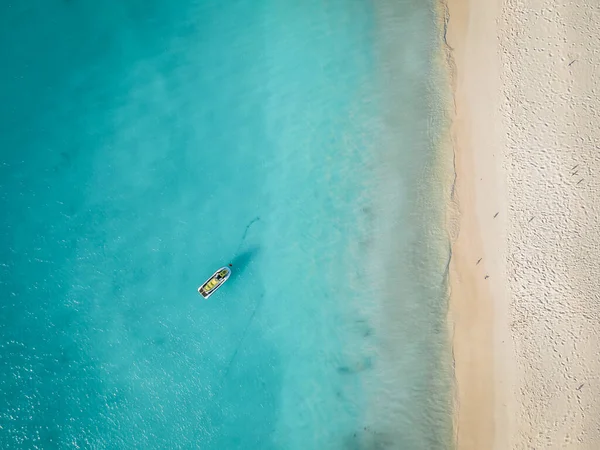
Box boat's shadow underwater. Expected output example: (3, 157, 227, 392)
(228, 246, 259, 280)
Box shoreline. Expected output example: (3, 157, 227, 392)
(444, 0, 512, 448)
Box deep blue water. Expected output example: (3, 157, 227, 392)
(0, 1, 453, 448)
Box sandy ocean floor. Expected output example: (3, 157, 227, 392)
(445, 0, 600, 448)
(0, 1, 456, 448)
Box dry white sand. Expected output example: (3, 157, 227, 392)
(445, 0, 600, 448)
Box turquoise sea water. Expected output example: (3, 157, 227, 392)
(0, 1, 453, 449)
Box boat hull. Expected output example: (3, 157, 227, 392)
(198, 267, 231, 299)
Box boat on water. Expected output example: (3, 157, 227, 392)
(198, 266, 231, 299)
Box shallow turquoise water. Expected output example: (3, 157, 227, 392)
(0, 1, 452, 448)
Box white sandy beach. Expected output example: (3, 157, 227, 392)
(445, 0, 600, 448)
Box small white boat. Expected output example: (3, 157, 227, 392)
(198, 267, 231, 299)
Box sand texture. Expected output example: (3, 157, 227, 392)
(445, 0, 600, 448)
